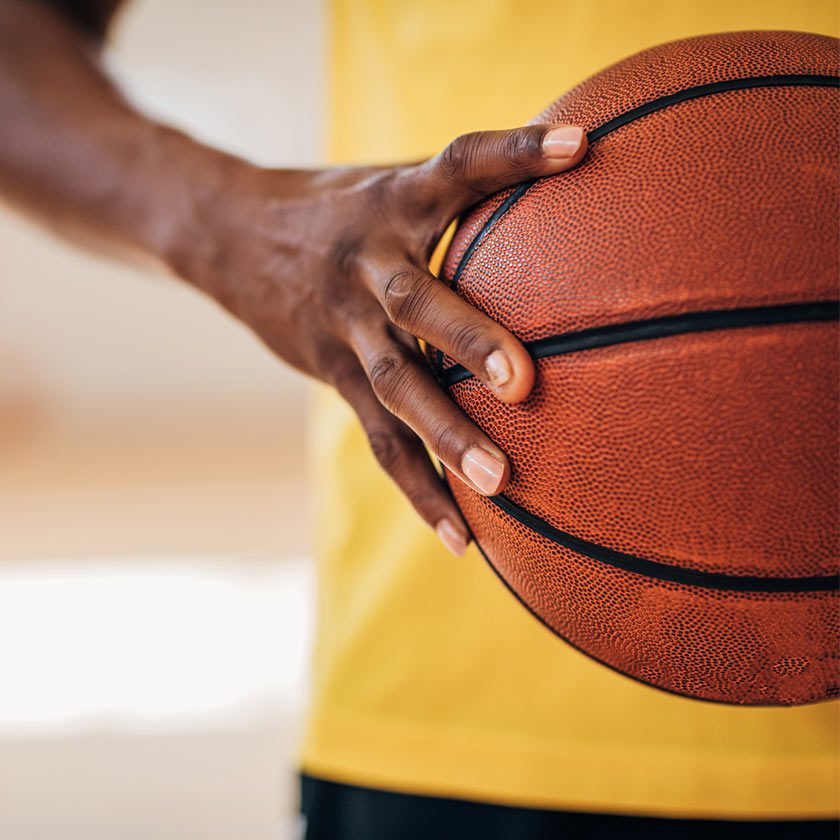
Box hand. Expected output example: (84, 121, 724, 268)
(176, 125, 587, 555)
(0, 0, 586, 555)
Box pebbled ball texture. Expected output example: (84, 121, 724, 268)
(433, 32, 840, 705)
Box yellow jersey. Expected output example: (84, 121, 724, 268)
(302, 0, 840, 818)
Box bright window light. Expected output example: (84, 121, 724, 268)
(0, 557, 313, 734)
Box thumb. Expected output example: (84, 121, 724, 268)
(423, 124, 587, 214)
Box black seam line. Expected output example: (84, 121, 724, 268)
(588, 73, 839, 143)
(437, 73, 840, 376)
(490, 494, 840, 593)
(440, 471, 833, 704)
(446, 73, 839, 297)
(449, 182, 534, 290)
(470, 537, 836, 706)
(441, 301, 840, 388)
(435, 182, 534, 372)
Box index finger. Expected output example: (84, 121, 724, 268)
(365, 259, 535, 404)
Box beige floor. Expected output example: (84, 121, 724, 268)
(0, 418, 316, 840)
(0, 1, 325, 835)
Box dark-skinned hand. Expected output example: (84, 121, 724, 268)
(176, 125, 587, 554)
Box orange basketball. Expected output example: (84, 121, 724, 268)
(432, 32, 840, 705)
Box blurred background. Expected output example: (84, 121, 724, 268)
(0, 1, 323, 837)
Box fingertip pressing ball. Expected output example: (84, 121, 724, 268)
(431, 31, 840, 705)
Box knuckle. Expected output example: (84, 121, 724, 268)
(430, 421, 461, 461)
(367, 429, 405, 472)
(382, 269, 432, 328)
(438, 133, 475, 182)
(448, 320, 489, 362)
(382, 269, 415, 316)
(367, 351, 408, 406)
(502, 128, 541, 168)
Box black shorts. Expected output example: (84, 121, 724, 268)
(300, 774, 838, 840)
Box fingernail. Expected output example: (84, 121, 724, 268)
(462, 446, 506, 495)
(436, 518, 468, 556)
(542, 125, 584, 159)
(485, 350, 512, 388)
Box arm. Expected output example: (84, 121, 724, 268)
(0, 0, 587, 555)
(0, 0, 236, 264)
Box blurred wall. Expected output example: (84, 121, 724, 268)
(0, 0, 325, 559)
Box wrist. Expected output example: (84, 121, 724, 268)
(130, 123, 254, 292)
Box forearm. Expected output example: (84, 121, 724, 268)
(0, 0, 243, 276)
(0, 1, 590, 551)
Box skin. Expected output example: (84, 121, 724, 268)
(0, 0, 587, 555)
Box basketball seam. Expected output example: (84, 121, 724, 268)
(448, 73, 839, 290)
(470, 533, 834, 706)
(586, 73, 840, 144)
(488, 494, 840, 593)
(439, 301, 840, 387)
(436, 72, 840, 375)
(434, 182, 534, 372)
(440, 470, 836, 706)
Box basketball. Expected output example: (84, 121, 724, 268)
(432, 31, 840, 705)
